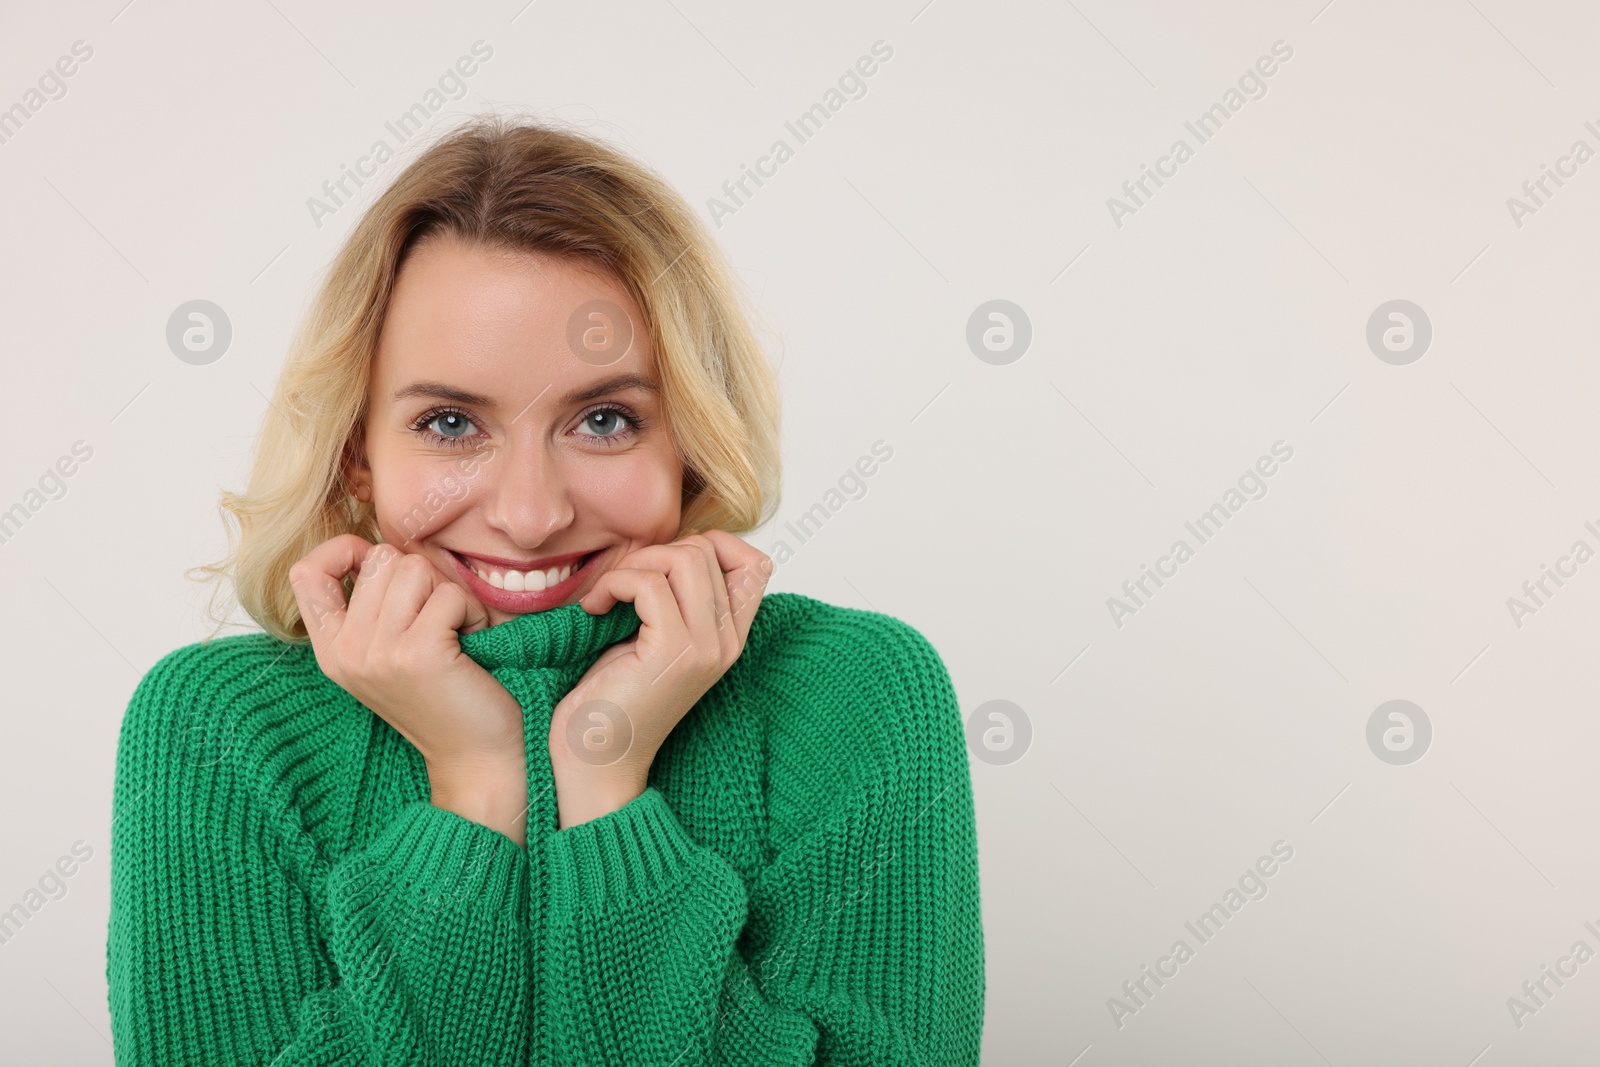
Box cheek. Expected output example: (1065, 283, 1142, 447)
(372, 460, 477, 542)
(578, 457, 682, 537)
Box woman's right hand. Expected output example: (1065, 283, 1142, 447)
(287, 535, 531, 841)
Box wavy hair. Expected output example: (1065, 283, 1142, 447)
(190, 114, 782, 644)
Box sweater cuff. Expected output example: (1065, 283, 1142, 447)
(543, 786, 729, 912)
(353, 800, 527, 916)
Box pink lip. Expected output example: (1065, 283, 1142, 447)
(456, 547, 590, 571)
(448, 548, 600, 613)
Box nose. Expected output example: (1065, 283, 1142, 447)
(482, 439, 574, 548)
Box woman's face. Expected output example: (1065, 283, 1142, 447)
(345, 234, 685, 629)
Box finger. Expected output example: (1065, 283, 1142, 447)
(697, 530, 772, 648)
(288, 534, 376, 642)
(679, 533, 734, 648)
(656, 539, 725, 654)
(415, 579, 490, 642)
(585, 544, 719, 654)
(373, 552, 441, 642)
(346, 542, 405, 638)
(582, 566, 691, 664)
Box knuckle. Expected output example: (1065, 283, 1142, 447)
(729, 572, 763, 602)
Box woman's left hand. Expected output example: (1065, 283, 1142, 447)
(547, 530, 773, 827)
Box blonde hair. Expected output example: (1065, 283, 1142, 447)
(190, 114, 782, 644)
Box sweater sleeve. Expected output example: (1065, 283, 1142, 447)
(106, 649, 536, 1066)
(538, 616, 986, 1065)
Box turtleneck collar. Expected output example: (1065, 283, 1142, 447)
(458, 599, 643, 672)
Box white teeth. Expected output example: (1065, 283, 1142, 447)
(467, 556, 579, 593)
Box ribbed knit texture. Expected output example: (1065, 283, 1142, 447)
(106, 591, 985, 1065)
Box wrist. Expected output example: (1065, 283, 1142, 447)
(549, 760, 649, 829)
(427, 754, 529, 847)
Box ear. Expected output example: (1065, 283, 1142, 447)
(341, 435, 372, 503)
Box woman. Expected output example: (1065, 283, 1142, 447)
(106, 115, 984, 1065)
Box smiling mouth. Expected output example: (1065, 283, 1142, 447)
(449, 549, 598, 594)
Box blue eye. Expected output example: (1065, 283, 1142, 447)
(409, 407, 481, 449)
(408, 402, 650, 450)
(573, 403, 647, 445)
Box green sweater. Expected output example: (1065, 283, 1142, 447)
(106, 591, 985, 1065)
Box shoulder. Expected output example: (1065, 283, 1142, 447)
(115, 630, 366, 861)
(735, 591, 966, 811)
(743, 591, 953, 691)
(118, 630, 335, 758)
(124, 629, 314, 709)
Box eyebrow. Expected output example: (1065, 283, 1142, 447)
(391, 373, 659, 408)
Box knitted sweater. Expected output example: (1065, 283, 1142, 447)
(106, 590, 985, 1065)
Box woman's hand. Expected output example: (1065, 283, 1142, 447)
(288, 535, 531, 844)
(551, 530, 773, 827)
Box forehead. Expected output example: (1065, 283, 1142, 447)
(373, 235, 652, 393)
